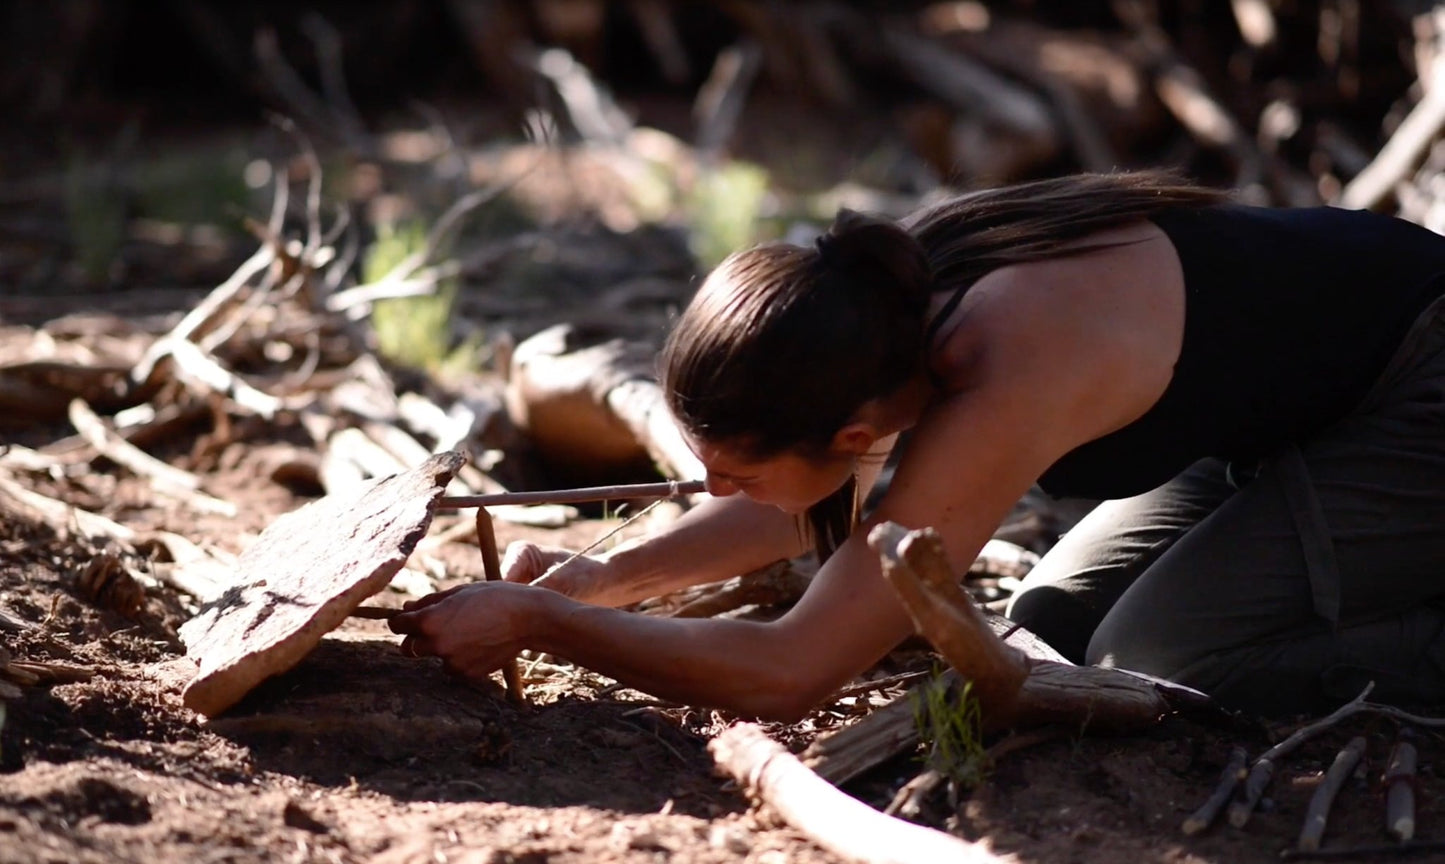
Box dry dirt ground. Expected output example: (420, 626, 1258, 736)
(4, 450, 1445, 864)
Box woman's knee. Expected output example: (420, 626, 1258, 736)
(1006, 584, 1100, 664)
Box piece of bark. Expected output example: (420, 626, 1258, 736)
(710, 723, 1013, 864)
(178, 451, 465, 717)
(1298, 736, 1368, 852)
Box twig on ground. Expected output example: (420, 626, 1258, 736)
(1182, 745, 1248, 835)
(1228, 684, 1445, 828)
(1384, 729, 1418, 842)
(1297, 736, 1367, 852)
(885, 768, 944, 819)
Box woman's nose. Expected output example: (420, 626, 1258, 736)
(704, 473, 737, 497)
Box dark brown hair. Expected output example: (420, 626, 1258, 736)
(661, 170, 1229, 561)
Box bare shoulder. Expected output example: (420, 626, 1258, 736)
(930, 220, 1186, 446)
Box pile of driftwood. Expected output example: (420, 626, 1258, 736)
(9, 2, 1445, 205)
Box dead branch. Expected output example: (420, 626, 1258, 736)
(624, 0, 690, 86)
(1227, 684, 1445, 828)
(132, 244, 275, 386)
(67, 398, 237, 517)
(804, 687, 925, 786)
(884, 768, 944, 820)
(693, 40, 764, 158)
(871, 523, 1028, 719)
(1337, 60, 1445, 210)
(878, 24, 1060, 178)
(0, 469, 136, 543)
(160, 337, 296, 419)
(869, 522, 1182, 734)
(1297, 735, 1367, 852)
(710, 723, 1014, 864)
(142, 530, 239, 605)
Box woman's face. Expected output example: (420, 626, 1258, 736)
(686, 435, 855, 513)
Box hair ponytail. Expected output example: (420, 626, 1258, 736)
(661, 209, 932, 563)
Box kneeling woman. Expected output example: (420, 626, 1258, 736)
(393, 171, 1445, 719)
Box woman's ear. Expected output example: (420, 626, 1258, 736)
(830, 421, 879, 457)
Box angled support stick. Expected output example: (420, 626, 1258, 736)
(475, 506, 527, 705)
(438, 479, 705, 510)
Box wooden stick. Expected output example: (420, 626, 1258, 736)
(349, 605, 400, 620)
(475, 507, 526, 705)
(869, 522, 1029, 724)
(1298, 736, 1367, 852)
(1182, 745, 1248, 835)
(710, 723, 1010, 864)
(1384, 731, 1418, 842)
(439, 480, 705, 509)
(1229, 685, 1445, 827)
(885, 768, 944, 819)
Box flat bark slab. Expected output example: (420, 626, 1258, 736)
(178, 451, 465, 717)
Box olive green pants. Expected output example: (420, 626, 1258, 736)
(1007, 294, 1445, 716)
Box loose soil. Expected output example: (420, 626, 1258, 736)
(4, 455, 1445, 864)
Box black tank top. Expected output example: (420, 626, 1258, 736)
(1026, 204, 1445, 500)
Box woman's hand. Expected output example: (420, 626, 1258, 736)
(500, 541, 617, 604)
(387, 582, 547, 682)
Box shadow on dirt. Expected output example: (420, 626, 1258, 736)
(202, 637, 729, 815)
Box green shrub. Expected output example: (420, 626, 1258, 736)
(362, 220, 482, 380)
(912, 671, 989, 788)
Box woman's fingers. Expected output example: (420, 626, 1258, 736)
(398, 583, 468, 613)
(500, 542, 573, 584)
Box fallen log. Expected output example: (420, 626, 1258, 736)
(867, 522, 1194, 734)
(504, 323, 705, 488)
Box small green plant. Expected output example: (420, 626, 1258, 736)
(362, 220, 482, 380)
(685, 160, 773, 270)
(912, 670, 989, 788)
